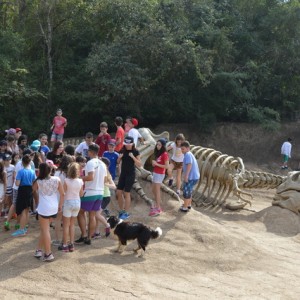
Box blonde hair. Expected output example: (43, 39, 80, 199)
(67, 162, 80, 179)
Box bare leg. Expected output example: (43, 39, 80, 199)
(176, 169, 182, 192)
(62, 216, 70, 245)
(54, 212, 62, 241)
(88, 211, 96, 239)
(77, 209, 87, 237)
(39, 217, 52, 255)
(69, 217, 76, 244)
(124, 192, 131, 211)
(117, 189, 124, 210)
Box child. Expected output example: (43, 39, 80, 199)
(39, 133, 50, 156)
(33, 163, 64, 262)
(281, 138, 292, 169)
(93, 157, 115, 238)
(60, 162, 83, 252)
(127, 118, 144, 146)
(11, 154, 36, 237)
(0, 140, 8, 162)
(52, 155, 74, 245)
(114, 116, 125, 153)
(150, 139, 169, 217)
(75, 132, 94, 159)
(75, 155, 86, 177)
(50, 108, 67, 146)
(6, 135, 19, 155)
(0, 162, 7, 220)
(18, 134, 28, 147)
(116, 136, 142, 220)
(166, 133, 185, 195)
(124, 116, 131, 135)
(12, 152, 21, 165)
(180, 141, 200, 212)
(103, 139, 119, 180)
(3, 154, 14, 218)
(95, 122, 111, 157)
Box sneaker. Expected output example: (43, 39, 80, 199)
(34, 249, 43, 258)
(4, 221, 10, 231)
(103, 209, 110, 218)
(105, 226, 111, 238)
(52, 240, 61, 246)
(188, 205, 192, 210)
(14, 224, 20, 230)
(68, 243, 75, 252)
(75, 236, 87, 244)
(168, 178, 173, 187)
(59, 245, 69, 252)
(119, 212, 130, 220)
(41, 253, 54, 262)
(11, 228, 26, 237)
(179, 207, 189, 213)
(118, 210, 125, 218)
(92, 232, 101, 239)
(149, 208, 160, 217)
(84, 238, 91, 245)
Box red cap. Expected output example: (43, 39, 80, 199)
(15, 128, 22, 133)
(131, 118, 138, 127)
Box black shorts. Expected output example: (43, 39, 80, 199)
(16, 186, 33, 216)
(38, 213, 57, 219)
(101, 197, 111, 210)
(117, 173, 135, 193)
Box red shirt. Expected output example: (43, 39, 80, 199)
(95, 133, 111, 157)
(53, 116, 67, 134)
(153, 152, 169, 174)
(115, 127, 125, 152)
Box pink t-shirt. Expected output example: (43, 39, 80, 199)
(53, 116, 67, 135)
(64, 178, 83, 201)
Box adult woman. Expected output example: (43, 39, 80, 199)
(46, 141, 64, 166)
(116, 136, 141, 220)
(150, 139, 169, 217)
(33, 163, 64, 262)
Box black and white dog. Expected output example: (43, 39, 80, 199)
(107, 216, 162, 257)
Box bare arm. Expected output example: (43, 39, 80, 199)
(57, 180, 64, 211)
(82, 171, 94, 182)
(184, 163, 192, 182)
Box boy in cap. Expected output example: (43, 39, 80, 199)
(127, 117, 144, 146)
(103, 139, 119, 180)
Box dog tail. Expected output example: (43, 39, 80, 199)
(151, 227, 162, 239)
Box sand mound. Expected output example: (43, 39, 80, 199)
(1, 188, 300, 299)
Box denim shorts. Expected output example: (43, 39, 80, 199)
(51, 132, 64, 142)
(152, 172, 165, 184)
(63, 199, 81, 217)
(183, 179, 199, 199)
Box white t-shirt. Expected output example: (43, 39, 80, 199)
(54, 170, 66, 185)
(85, 158, 107, 196)
(128, 128, 142, 146)
(64, 178, 83, 201)
(75, 141, 94, 158)
(281, 141, 292, 157)
(36, 176, 60, 216)
(5, 164, 15, 189)
(171, 142, 184, 162)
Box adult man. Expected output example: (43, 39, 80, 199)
(75, 144, 107, 245)
(75, 132, 94, 159)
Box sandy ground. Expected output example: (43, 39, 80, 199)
(1, 185, 300, 300)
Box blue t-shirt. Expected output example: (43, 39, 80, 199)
(16, 168, 36, 186)
(183, 152, 200, 181)
(103, 151, 119, 180)
(41, 145, 50, 155)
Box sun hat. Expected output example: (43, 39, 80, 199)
(30, 140, 41, 151)
(124, 136, 134, 145)
(5, 128, 16, 135)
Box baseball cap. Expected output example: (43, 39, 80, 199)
(108, 139, 116, 146)
(124, 136, 134, 145)
(131, 118, 138, 127)
(30, 140, 41, 151)
(3, 154, 12, 161)
(15, 128, 22, 133)
(23, 148, 33, 155)
(5, 128, 16, 135)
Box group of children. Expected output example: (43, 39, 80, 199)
(0, 112, 200, 261)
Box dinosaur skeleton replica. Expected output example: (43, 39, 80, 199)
(134, 128, 285, 211)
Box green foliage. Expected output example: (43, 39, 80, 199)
(0, 0, 299, 137)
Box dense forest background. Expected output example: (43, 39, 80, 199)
(0, 0, 299, 138)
